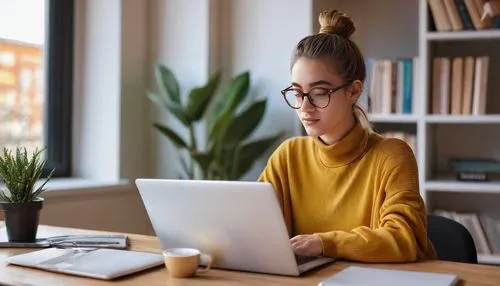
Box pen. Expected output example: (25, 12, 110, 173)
(51, 240, 121, 246)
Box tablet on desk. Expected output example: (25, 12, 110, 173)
(318, 266, 459, 286)
(6, 247, 164, 280)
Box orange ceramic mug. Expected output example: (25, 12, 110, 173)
(162, 248, 213, 278)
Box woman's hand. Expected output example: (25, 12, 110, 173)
(290, 234, 324, 256)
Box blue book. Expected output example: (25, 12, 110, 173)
(402, 59, 413, 114)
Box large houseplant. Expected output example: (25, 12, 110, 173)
(0, 147, 54, 242)
(148, 63, 283, 180)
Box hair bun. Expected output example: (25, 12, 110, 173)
(318, 9, 355, 38)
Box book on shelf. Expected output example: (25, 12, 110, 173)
(433, 209, 500, 256)
(431, 55, 489, 115)
(365, 57, 418, 116)
(448, 157, 500, 181)
(428, 0, 500, 31)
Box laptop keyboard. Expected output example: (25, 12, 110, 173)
(295, 254, 318, 265)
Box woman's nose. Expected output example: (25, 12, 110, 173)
(300, 96, 315, 111)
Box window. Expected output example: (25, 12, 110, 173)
(0, 0, 74, 177)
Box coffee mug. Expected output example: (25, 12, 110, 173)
(162, 248, 213, 278)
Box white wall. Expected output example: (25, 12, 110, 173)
(318, 0, 419, 59)
(217, 0, 312, 179)
(73, 0, 121, 181)
(73, 0, 150, 182)
(148, 0, 211, 179)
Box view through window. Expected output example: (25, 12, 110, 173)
(0, 0, 46, 154)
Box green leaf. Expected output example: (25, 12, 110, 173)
(147, 92, 192, 126)
(207, 111, 233, 147)
(222, 99, 267, 148)
(191, 151, 214, 179)
(0, 192, 12, 203)
(231, 134, 283, 179)
(153, 123, 188, 149)
(207, 71, 250, 133)
(227, 147, 240, 180)
(186, 70, 221, 121)
(31, 167, 54, 201)
(223, 71, 251, 113)
(155, 64, 180, 104)
(209, 99, 267, 163)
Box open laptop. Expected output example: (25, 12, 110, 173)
(135, 178, 334, 276)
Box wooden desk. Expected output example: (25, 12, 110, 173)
(0, 224, 499, 286)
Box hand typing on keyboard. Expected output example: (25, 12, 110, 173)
(290, 234, 324, 256)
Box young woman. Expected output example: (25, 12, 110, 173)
(258, 9, 437, 263)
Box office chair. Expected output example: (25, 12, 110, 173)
(427, 214, 478, 264)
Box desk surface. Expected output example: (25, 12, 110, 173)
(0, 224, 499, 286)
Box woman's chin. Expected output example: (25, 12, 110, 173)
(303, 126, 324, 137)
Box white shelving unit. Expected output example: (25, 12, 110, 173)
(426, 180, 500, 194)
(426, 30, 500, 41)
(425, 115, 500, 124)
(368, 114, 419, 123)
(312, 0, 500, 265)
(417, 2, 500, 268)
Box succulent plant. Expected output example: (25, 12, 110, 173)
(0, 147, 54, 203)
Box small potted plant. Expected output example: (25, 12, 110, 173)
(0, 147, 54, 242)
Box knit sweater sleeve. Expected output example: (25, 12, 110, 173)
(257, 139, 293, 236)
(315, 140, 436, 262)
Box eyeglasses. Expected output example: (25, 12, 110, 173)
(281, 82, 352, 109)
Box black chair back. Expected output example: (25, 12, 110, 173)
(427, 214, 478, 264)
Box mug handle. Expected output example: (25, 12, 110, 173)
(196, 253, 213, 274)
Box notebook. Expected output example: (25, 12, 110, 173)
(6, 247, 164, 280)
(318, 266, 459, 286)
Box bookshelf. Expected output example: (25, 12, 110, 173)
(311, 0, 500, 264)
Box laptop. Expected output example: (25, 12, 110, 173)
(135, 178, 334, 276)
(6, 247, 164, 280)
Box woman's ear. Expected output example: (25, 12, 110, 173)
(348, 80, 363, 104)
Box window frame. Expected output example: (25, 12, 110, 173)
(43, 0, 75, 177)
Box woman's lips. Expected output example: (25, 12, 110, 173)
(302, 118, 319, 125)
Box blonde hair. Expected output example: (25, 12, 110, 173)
(353, 104, 374, 133)
(291, 9, 373, 133)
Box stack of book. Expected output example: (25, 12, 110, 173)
(428, 0, 500, 31)
(434, 209, 500, 256)
(431, 56, 489, 115)
(448, 157, 500, 181)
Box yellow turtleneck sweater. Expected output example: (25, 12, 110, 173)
(258, 122, 437, 262)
